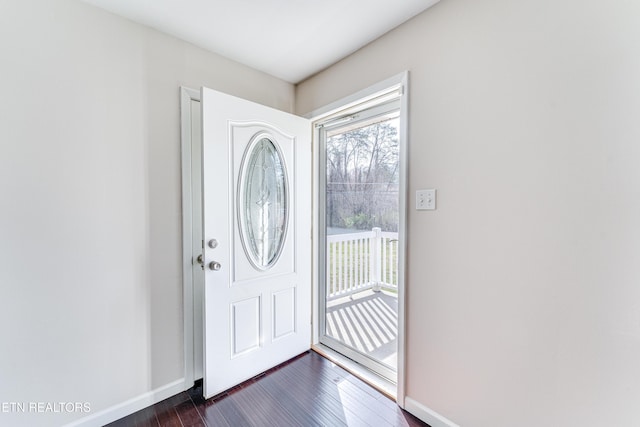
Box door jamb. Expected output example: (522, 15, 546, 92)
(180, 86, 201, 390)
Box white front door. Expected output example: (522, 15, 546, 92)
(201, 87, 311, 398)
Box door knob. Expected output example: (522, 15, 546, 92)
(196, 254, 203, 265)
(209, 261, 222, 271)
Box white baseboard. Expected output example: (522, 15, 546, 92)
(404, 396, 460, 427)
(63, 378, 186, 427)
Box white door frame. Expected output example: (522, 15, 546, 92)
(180, 86, 202, 388)
(306, 71, 409, 407)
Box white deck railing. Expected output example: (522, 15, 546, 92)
(326, 227, 399, 300)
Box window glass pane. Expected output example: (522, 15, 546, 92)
(324, 110, 400, 373)
(240, 137, 288, 269)
(326, 114, 399, 234)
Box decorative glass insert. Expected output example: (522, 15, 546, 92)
(239, 136, 288, 270)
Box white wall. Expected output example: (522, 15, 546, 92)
(297, 0, 640, 426)
(0, 1, 293, 426)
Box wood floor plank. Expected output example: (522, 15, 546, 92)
(205, 393, 255, 426)
(287, 353, 409, 426)
(270, 365, 346, 417)
(227, 381, 304, 427)
(108, 351, 429, 427)
(187, 384, 229, 427)
(133, 406, 159, 427)
(257, 369, 347, 426)
(281, 354, 391, 426)
(175, 400, 205, 427)
(153, 392, 190, 427)
(153, 408, 181, 427)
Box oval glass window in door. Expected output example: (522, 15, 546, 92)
(238, 136, 289, 270)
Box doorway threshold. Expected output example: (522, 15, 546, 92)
(312, 344, 397, 401)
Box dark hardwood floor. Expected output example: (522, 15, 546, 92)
(106, 351, 428, 427)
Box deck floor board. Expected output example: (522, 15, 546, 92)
(326, 290, 399, 370)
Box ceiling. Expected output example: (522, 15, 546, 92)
(81, 0, 439, 83)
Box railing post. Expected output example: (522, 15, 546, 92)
(371, 227, 382, 292)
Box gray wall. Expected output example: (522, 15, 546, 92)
(0, 1, 293, 426)
(297, 0, 640, 426)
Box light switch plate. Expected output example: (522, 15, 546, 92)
(416, 189, 436, 210)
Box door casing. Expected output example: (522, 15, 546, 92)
(180, 87, 203, 387)
(305, 71, 409, 406)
